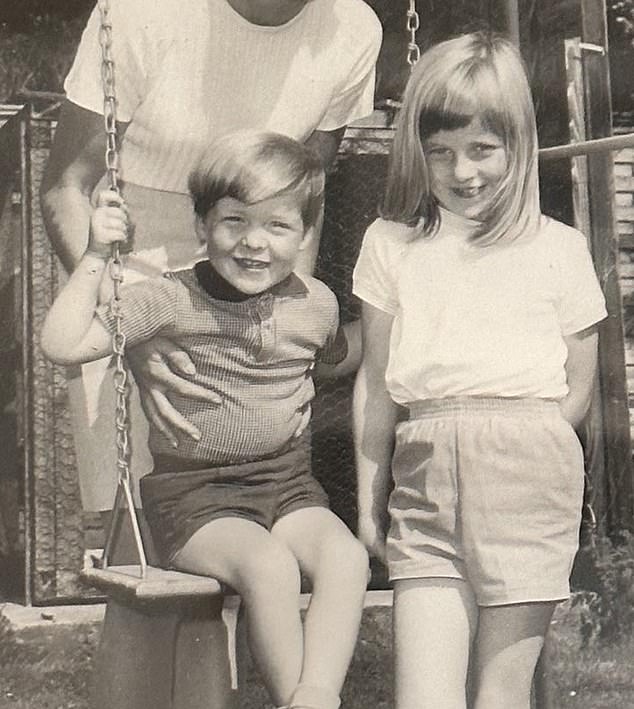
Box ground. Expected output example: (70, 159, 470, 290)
(0, 599, 633, 709)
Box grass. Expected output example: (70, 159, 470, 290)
(0, 616, 98, 709)
(0, 601, 633, 709)
(548, 601, 634, 707)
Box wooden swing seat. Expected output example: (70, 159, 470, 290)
(82, 558, 236, 709)
(82, 561, 222, 603)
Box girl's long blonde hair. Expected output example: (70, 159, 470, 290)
(381, 32, 541, 246)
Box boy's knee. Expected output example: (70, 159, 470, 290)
(324, 535, 370, 583)
(349, 537, 371, 577)
(240, 544, 301, 598)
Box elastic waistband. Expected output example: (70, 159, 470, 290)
(407, 397, 560, 420)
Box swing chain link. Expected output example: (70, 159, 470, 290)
(97, 0, 132, 491)
(97, 0, 119, 195)
(406, 0, 420, 68)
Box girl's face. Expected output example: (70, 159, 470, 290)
(423, 118, 508, 220)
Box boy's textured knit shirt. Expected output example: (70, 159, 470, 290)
(98, 261, 347, 462)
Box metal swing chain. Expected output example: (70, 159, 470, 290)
(97, 0, 148, 573)
(406, 0, 421, 68)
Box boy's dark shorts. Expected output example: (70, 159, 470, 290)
(140, 435, 329, 566)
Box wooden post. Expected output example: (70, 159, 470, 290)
(501, 0, 520, 46)
(564, 38, 608, 537)
(581, 0, 634, 533)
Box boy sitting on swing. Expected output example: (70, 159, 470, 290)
(41, 130, 369, 709)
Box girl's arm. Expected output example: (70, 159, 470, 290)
(353, 302, 399, 562)
(40, 190, 128, 365)
(560, 324, 599, 430)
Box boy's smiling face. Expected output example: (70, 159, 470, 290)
(197, 194, 310, 296)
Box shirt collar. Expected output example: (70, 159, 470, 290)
(194, 260, 308, 302)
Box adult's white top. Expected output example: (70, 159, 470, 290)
(65, 0, 382, 193)
(353, 209, 607, 404)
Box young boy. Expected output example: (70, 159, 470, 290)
(41, 130, 369, 709)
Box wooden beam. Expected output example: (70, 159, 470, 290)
(538, 131, 634, 160)
(581, 0, 634, 532)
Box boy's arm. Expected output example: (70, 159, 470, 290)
(560, 324, 599, 430)
(353, 302, 398, 563)
(314, 319, 363, 379)
(40, 253, 114, 365)
(40, 189, 129, 365)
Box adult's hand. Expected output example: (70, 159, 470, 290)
(127, 336, 222, 447)
(41, 101, 130, 274)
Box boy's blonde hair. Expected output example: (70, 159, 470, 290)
(382, 32, 540, 246)
(189, 130, 325, 230)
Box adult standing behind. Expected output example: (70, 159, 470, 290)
(41, 0, 382, 521)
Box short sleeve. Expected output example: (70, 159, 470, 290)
(96, 277, 177, 347)
(352, 219, 403, 315)
(64, 0, 156, 121)
(556, 228, 607, 335)
(318, 316, 348, 365)
(317, 8, 382, 130)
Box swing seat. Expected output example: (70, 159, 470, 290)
(82, 555, 237, 709)
(81, 560, 223, 604)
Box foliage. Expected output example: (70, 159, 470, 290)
(547, 602, 634, 707)
(610, 0, 634, 42)
(0, 15, 83, 102)
(0, 0, 92, 31)
(572, 531, 634, 646)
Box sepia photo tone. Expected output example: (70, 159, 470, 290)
(1, 1, 634, 707)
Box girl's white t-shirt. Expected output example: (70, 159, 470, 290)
(64, 0, 382, 194)
(352, 209, 607, 404)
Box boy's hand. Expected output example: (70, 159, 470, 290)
(88, 190, 130, 259)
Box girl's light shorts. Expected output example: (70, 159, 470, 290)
(387, 397, 585, 606)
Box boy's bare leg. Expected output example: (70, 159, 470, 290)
(172, 517, 304, 707)
(272, 507, 369, 708)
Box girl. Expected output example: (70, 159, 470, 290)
(352, 33, 607, 709)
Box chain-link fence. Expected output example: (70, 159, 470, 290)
(313, 149, 389, 533)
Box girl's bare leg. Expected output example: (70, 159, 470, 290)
(172, 517, 303, 706)
(393, 578, 478, 709)
(471, 601, 556, 709)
